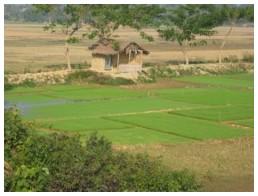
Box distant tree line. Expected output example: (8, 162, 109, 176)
(4, 4, 253, 24)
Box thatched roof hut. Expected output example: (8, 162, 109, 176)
(88, 39, 149, 73)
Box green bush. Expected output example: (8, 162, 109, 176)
(4, 77, 16, 91)
(4, 83, 16, 91)
(143, 62, 157, 67)
(137, 67, 178, 83)
(4, 108, 29, 158)
(223, 55, 239, 63)
(242, 53, 254, 63)
(20, 79, 37, 87)
(65, 70, 135, 85)
(4, 77, 37, 91)
(11, 165, 49, 192)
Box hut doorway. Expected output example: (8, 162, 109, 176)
(105, 55, 112, 70)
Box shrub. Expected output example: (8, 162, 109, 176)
(242, 53, 254, 63)
(4, 108, 29, 158)
(23, 134, 83, 191)
(223, 55, 239, 63)
(137, 66, 178, 83)
(23, 67, 31, 74)
(20, 79, 37, 88)
(11, 165, 49, 192)
(143, 62, 157, 67)
(4, 83, 16, 91)
(65, 70, 135, 85)
(4, 77, 16, 91)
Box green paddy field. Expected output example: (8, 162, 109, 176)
(5, 73, 254, 144)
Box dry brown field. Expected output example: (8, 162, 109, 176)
(114, 137, 254, 192)
(4, 23, 254, 73)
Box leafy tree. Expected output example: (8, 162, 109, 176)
(216, 5, 254, 63)
(158, 5, 218, 65)
(84, 5, 164, 46)
(33, 4, 56, 23)
(34, 5, 89, 70)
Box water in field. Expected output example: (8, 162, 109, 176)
(4, 99, 69, 115)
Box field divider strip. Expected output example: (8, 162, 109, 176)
(33, 104, 232, 122)
(221, 121, 253, 130)
(102, 116, 202, 141)
(35, 125, 135, 133)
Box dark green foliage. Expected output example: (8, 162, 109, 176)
(65, 70, 135, 85)
(44, 62, 91, 70)
(143, 62, 157, 67)
(4, 108, 29, 157)
(5, 76, 15, 91)
(158, 5, 217, 46)
(20, 79, 37, 88)
(4, 79, 37, 91)
(242, 53, 254, 63)
(157, 5, 218, 65)
(4, 80, 16, 91)
(85, 5, 164, 41)
(10, 165, 49, 192)
(5, 111, 200, 192)
(138, 67, 178, 83)
(223, 55, 239, 63)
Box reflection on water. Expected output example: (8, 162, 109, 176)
(4, 99, 69, 115)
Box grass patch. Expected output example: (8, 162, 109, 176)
(175, 74, 254, 89)
(154, 87, 253, 106)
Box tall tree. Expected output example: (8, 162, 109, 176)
(217, 5, 254, 64)
(84, 5, 164, 44)
(34, 5, 89, 70)
(157, 5, 218, 65)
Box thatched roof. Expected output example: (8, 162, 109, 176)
(120, 42, 149, 55)
(88, 39, 150, 55)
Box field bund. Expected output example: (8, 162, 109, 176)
(5, 62, 254, 84)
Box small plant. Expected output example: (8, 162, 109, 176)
(142, 62, 157, 67)
(242, 53, 254, 63)
(4, 80, 16, 91)
(20, 79, 37, 88)
(223, 55, 239, 63)
(23, 66, 32, 74)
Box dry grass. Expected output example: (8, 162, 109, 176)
(113, 137, 254, 192)
(4, 23, 254, 73)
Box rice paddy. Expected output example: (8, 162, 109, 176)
(5, 73, 254, 145)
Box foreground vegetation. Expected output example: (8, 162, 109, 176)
(4, 108, 200, 192)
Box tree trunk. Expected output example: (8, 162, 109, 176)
(219, 25, 233, 64)
(65, 42, 72, 70)
(181, 46, 189, 65)
(116, 52, 120, 72)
